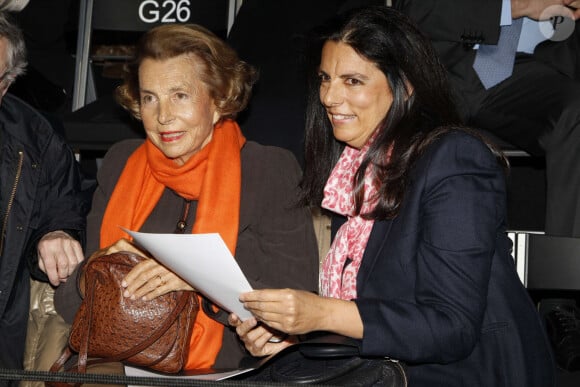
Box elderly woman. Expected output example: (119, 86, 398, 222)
(53, 23, 319, 370)
(231, 6, 556, 386)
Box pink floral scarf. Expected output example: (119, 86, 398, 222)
(320, 142, 379, 300)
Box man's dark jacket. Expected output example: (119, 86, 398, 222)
(394, 0, 579, 126)
(0, 93, 87, 374)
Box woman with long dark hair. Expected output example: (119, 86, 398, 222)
(230, 6, 555, 386)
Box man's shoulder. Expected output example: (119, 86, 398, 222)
(0, 93, 56, 150)
(1, 93, 51, 126)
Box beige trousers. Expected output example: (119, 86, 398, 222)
(21, 279, 70, 387)
(21, 279, 125, 387)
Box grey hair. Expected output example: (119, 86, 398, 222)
(0, 12, 26, 84)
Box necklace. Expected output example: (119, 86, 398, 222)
(174, 199, 191, 234)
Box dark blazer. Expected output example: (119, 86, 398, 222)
(0, 94, 87, 372)
(395, 0, 579, 110)
(394, 0, 502, 103)
(350, 131, 555, 386)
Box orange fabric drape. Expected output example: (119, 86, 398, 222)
(100, 119, 246, 369)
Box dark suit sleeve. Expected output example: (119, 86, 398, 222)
(26, 131, 89, 281)
(356, 133, 507, 363)
(396, 0, 503, 45)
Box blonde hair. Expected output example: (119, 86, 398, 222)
(116, 23, 257, 120)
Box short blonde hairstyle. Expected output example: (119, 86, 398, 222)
(116, 23, 257, 121)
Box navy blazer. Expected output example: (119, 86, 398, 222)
(346, 131, 555, 386)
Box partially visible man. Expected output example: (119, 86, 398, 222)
(394, 0, 580, 372)
(395, 0, 580, 238)
(0, 11, 87, 384)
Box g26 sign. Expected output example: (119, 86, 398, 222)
(139, 0, 191, 23)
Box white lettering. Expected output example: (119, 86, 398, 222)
(176, 0, 191, 22)
(139, 0, 160, 23)
(161, 0, 177, 23)
(138, 0, 191, 24)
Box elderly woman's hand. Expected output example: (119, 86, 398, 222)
(84, 238, 194, 300)
(228, 314, 296, 358)
(80, 238, 146, 296)
(121, 256, 194, 301)
(89, 238, 143, 259)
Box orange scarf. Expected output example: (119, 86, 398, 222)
(100, 119, 245, 369)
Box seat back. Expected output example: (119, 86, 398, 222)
(509, 231, 580, 290)
(72, 0, 232, 111)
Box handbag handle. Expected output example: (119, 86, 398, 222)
(297, 333, 361, 358)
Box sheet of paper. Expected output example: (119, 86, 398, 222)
(125, 229, 253, 320)
(124, 365, 256, 383)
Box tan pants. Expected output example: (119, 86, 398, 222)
(21, 279, 124, 387)
(21, 279, 70, 387)
(311, 207, 331, 263)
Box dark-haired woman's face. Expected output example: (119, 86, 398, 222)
(318, 41, 392, 149)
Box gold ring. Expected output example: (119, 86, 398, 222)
(268, 334, 288, 343)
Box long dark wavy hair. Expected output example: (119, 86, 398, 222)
(301, 6, 507, 219)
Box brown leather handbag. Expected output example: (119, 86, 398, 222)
(49, 252, 198, 378)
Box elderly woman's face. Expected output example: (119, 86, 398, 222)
(138, 54, 220, 165)
(319, 41, 393, 149)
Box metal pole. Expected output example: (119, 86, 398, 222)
(72, 0, 94, 111)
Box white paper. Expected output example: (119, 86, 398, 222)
(125, 229, 253, 320)
(124, 365, 256, 383)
